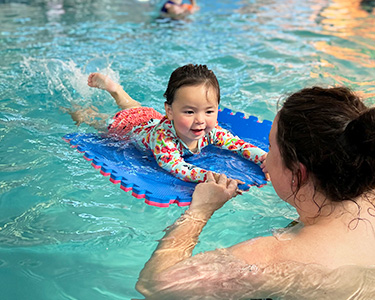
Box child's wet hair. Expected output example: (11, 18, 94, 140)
(164, 64, 220, 105)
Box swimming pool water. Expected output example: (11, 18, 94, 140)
(1, 0, 374, 299)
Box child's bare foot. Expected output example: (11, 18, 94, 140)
(87, 72, 141, 110)
(87, 73, 119, 94)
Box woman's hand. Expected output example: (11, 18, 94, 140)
(212, 172, 244, 187)
(189, 172, 238, 220)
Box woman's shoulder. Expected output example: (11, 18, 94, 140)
(228, 236, 288, 265)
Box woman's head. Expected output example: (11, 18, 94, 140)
(164, 64, 220, 106)
(276, 86, 375, 202)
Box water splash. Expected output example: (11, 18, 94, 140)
(20, 55, 120, 108)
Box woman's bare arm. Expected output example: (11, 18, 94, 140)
(136, 172, 238, 297)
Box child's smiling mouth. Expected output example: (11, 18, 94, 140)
(191, 128, 205, 135)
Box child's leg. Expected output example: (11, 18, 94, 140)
(87, 73, 141, 110)
(63, 105, 109, 131)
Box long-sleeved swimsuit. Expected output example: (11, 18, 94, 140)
(129, 116, 266, 183)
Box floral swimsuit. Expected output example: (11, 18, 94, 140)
(129, 116, 266, 183)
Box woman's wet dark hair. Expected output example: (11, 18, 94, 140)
(277, 86, 375, 202)
(164, 64, 220, 105)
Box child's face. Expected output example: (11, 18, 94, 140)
(164, 84, 219, 150)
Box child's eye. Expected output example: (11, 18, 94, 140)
(184, 111, 194, 114)
(206, 110, 215, 114)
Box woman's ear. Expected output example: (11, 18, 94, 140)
(164, 102, 173, 120)
(298, 163, 308, 184)
(292, 163, 308, 187)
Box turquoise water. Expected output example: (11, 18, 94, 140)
(1, 0, 375, 299)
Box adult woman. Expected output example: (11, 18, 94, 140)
(136, 86, 375, 299)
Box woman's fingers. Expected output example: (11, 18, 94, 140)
(205, 171, 216, 183)
(228, 178, 238, 191)
(217, 173, 228, 185)
(206, 172, 244, 192)
(235, 179, 245, 185)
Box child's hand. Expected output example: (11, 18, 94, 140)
(259, 153, 270, 181)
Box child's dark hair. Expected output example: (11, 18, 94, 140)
(277, 86, 375, 202)
(164, 64, 220, 105)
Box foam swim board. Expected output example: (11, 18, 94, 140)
(63, 108, 272, 207)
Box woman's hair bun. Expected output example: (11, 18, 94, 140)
(344, 108, 375, 157)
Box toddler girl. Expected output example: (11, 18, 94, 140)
(70, 64, 267, 183)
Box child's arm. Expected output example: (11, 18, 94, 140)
(152, 139, 209, 183)
(152, 138, 246, 186)
(211, 125, 267, 164)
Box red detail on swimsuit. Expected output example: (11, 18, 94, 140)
(107, 107, 163, 137)
(181, 3, 193, 10)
